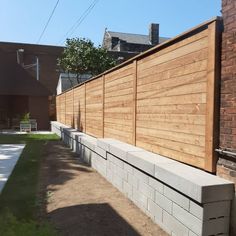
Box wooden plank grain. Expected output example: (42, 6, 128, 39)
(204, 21, 220, 172)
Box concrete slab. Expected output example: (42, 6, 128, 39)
(0, 144, 25, 193)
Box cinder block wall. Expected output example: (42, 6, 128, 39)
(52, 121, 234, 236)
(217, 0, 236, 235)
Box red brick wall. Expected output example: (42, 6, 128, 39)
(218, 1, 236, 235)
(220, 0, 236, 150)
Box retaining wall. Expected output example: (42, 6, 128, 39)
(51, 121, 234, 236)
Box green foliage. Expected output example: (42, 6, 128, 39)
(21, 112, 30, 122)
(58, 38, 116, 82)
(0, 211, 56, 236)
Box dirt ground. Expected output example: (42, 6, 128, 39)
(39, 141, 168, 236)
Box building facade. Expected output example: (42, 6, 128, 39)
(102, 23, 169, 62)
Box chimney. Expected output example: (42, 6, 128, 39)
(149, 23, 159, 45)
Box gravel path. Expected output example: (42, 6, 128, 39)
(39, 141, 168, 236)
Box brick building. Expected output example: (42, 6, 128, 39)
(0, 42, 63, 129)
(217, 0, 236, 235)
(102, 23, 169, 62)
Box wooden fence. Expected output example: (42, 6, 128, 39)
(56, 18, 221, 172)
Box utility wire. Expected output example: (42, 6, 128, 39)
(59, 0, 99, 45)
(37, 0, 60, 44)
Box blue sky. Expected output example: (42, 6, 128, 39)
(0, 0, 221, 47)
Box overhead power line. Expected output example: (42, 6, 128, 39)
(37, 0, 60, 44)
(59, 0, 99, 45)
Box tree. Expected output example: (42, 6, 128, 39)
(58, 38, 116, 83)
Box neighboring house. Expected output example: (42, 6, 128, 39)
(0, 41, 64, 123)
(102, 23, 169, 62)
(56, 73, 91, 95)
(0, 54, 51, 130)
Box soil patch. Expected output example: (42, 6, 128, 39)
(39, 141, 168, 236)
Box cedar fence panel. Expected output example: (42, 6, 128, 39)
(56, 18, 221, 172)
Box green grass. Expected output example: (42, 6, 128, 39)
(0, 134, 60, 236)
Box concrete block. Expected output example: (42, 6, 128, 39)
(107, 153, 124, 169)
(203, 201, 231, 221)
(115, 165, 128, 182)
(154, 162, 234, 203)
(172, 203, 202, 235)
(155, 191, 172, 214)
(109, 142, 143, 162)
(94, 146, 107, 159)
(188, 231, 198, 236)
(139, 180, 155, 201)
(189, 201, 203, 220)
(202, 217, 230, 235)
(133, 188, 148, 210)
(74, 141, 83, 155)
(74, 132, 86, 143)
(154, 217, 172, 235)
(127, 151, 155, 176)
(97, 138, 122, 152)
(133, 169, 149, 184)
(148, 177, 164, 194)
(123, 180, 132, 198)
(127, 173, 138, 189)
(112, 174, 123, 191)
(147, 199, 163, 222)
(108, 160, 116, 172)
(83, 146, 92, 164)
(106, 168, 113, 182)
(163, 211, 189, 236)
(80, 136, 97, 151)
(124, 163, 134, 174)
(164, 186, 190, 211)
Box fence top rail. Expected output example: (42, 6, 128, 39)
(57, 16, 222, 96)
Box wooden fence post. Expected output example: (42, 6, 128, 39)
(84, 83, 86, 133)
(72, 88, 74, 128)
(102, 75, 105, 138)
(205, 21, 220, 172)
(132, 60, 137, 146)
(64, 92, 66, 126)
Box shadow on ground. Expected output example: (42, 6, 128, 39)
(40, 141, 91, 187)
(49, 203, 140, 236)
